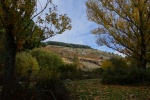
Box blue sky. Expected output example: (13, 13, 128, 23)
(39, 0, 116, 53)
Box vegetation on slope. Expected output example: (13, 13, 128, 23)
(46, 41, 92, 49)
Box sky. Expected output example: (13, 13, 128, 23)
(38, 0, 116, 53)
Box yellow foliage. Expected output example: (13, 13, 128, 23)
(86, 0, 150, 69)
(16, 52, 39, 80)
(101, 60, 112, 70)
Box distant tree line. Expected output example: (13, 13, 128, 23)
(46, 41, 92, 49)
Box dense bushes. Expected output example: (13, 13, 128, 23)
(16, 52, 39, 81)
(59, 63, 79, 80)
(30, 48, 63, 70)
(101, 58, 129, 84)
(8, 47, 150, 99)
(126, 66, 150, 84)
(30, 48, 63, 81)
(36, 77, 71, 100)
(101, 57, 150, 85)
(13, 49, 71, 100)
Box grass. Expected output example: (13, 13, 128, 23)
(65, 79, 150, 100)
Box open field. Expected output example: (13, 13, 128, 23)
(65, 79, 150, 100)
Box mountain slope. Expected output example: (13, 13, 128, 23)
(43, 45, 121, 70)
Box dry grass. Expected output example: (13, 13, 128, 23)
(43, 45, 108, 70)
(65, 79, 150, 100)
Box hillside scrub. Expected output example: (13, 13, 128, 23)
(101, 58, 150, 85)
(46, 41, 92, 49)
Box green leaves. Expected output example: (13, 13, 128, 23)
(16, 52, 39, 80)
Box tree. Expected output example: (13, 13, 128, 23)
(0, 0, 71, 100)
(86, 0, 150, 70)
(22, 25, 45, 50)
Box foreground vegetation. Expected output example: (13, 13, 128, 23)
(0, 48, 150, 100)
(0, 48, 77, 99)
(66, 79, 150, 100)
(101, 58, 150, 85)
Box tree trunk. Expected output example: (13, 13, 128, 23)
(1, 26, 16, 100)
(140, 60, 147, 70)
(138, 56, 147, 82)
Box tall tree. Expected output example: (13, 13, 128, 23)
(0, 0, 71, 100)
(86, 0, 150, 69)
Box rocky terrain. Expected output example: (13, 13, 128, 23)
(43, 45, 121, 70)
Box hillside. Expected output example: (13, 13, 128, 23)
(46, 41, 92, 49)
(43, 44, 121, 70)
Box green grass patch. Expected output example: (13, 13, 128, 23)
(65, 79, 150, 100)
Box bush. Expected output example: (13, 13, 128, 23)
(12, 49, 71, 100)
(59, 63, 81, 80)
(30, 48, 63, 83)
(92, 68, 103, 78)
(101, 57, 129, 85)
(101, 57, 150, 85)
(77, 68, 103, 79)
(16, 52, 39, 81)
(30, 48, 63, 70)
(30, 48, 71, 99)
(36, 77, 71, 100)
(101, 60, 112, 70)
(58, 63, 101, 80)
(11, 82, 38, 100)
(126, 66, 150, 84)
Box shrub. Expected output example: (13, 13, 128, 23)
(101, 60, 112, 70)
(11, 82, 38, 100)
(36, 77, 71, 100)
(77, 68, 103, 79)
(16, 52, 39, 81)
(126, 66, 150, 84)
(92, 68, 103, 78)
(30, 48, 63, 82)
(59, 63, 80, 80)
(109, 57, 128, 70)
(101, 57, 150, 85)
(36, 67, 71, 100)
(101, 57, 129, 85)
(30, 48, 63, 70)
(30, 48, 71, 99)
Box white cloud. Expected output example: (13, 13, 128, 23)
(113, 51, 126, 57)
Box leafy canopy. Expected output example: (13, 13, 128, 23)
(0, 0, 72, 51)
(86, 0, 150, 68)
